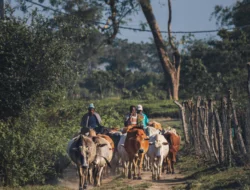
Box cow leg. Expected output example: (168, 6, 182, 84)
(88, 166, 94, 185)
(93, 166, 99, 186)
(137, 154, 145, 180)
(150, 158, 155, 180)
(124, 161, 129, 178)
(128, 159, 133, 179)
(133, 158, 138, 180)
(171, 161, 175, 174)
(166, 157, 171, 174)
(78, 167, 84, 190)
(147, 156, 150, 171)
(96, 166, 104, 187)
(162, 157, 166, 173)
(156, 156, 162, 180)
(83, 169, 88, 189)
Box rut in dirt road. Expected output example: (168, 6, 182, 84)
(59, 164, 187, 190)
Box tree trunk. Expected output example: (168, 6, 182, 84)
(174, 101, 190, 144)
(139, 0, 180, 100)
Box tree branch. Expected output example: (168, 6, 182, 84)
(104, 0, 119, 43)
(167, 0, 176, 51)
(167, 0, 181, 69)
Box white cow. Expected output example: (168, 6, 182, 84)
(117, 133, 129, 177)
(92, 136, 113, 187)
(143, 126, 161, 171)
(147, 126, 161, 137)
(147, 134, 169, 180)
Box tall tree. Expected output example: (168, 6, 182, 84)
(104, 0, 181, 100)
(138, 0, 181, 100)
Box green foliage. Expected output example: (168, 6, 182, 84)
(0, 93, 81, 186)
(0, 17, 75, 119)
(176, 154, 250, 190)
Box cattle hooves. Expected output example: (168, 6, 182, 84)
(133, 176, 137, 180)
(137, 176, 142, 180)
(83, 185, 87, 189)
(172, 172, 175, 174)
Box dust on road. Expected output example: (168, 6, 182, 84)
(58, 164, 187, 190)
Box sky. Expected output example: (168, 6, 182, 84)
(117, 0, 237, 43)
(13, 0, 237, 43)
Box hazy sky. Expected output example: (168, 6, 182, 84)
(117, 0, 237, 43)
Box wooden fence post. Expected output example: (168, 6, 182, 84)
(204, 101, 212, 153)
(229, 93, 247, 155)
(195, 97, 202, 155)
(174, 100, 190, 144)
(227, 91, 236, 154)
(214, 107, 225, 164)
(246, 62, 250, 158)
(222, 97, 232, 166)
(209, 100, 219, 163)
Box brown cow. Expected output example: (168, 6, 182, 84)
(122, 124, 136, 134)
(124, 126, 149, 179)
(163, 131, 181, 174)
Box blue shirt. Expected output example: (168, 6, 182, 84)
(142, 113, 149, 129)
(88, 115, 98, 128)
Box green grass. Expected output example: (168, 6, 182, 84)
(79, 98, 180, 119)
(174, 153, 250, 190)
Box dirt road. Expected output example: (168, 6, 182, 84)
(58, 164, 187, 190)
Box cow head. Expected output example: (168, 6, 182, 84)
(149, 141, 168, 147)
(73, 135, 90, 168)
(134, 129, 149, 154)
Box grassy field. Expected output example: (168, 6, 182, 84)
(81, 98, 180, 119)
(173, 153, 250, 190)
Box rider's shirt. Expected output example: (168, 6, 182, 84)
(88, 115, 98, 128)
(130, 113, 137, 125)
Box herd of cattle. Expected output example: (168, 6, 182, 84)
(67, 122, 181, 190)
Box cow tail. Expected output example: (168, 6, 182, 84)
(103, 157, 112, 168)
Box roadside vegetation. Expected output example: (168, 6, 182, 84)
(173, 152, 250, 190)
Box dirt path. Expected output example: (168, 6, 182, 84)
(59, 164, 187, 190)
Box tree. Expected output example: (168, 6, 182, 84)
(138, 0, 181, 100)
(103, 0, 181, 100)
